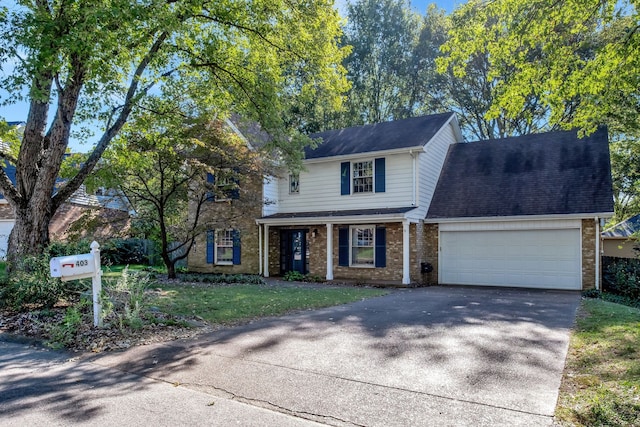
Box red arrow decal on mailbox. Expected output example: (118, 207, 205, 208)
(62, 263, 75, 268)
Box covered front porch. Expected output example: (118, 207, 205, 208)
(256, 208, 421, 285)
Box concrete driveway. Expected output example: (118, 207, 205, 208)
(90, 285, 579, 426)
(1, 286, 580, 426)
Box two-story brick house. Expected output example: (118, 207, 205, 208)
(189, 112, 614, 290)
(257, 113, 462, 285)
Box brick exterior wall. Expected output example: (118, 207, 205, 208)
(422, 223, 439, 285)
(582, 218, 597, 290)
(0, 202, 13, 219)
(0, 201, 130, 243)
(266, 222, 423, 284)
(187, 175, 262, 274)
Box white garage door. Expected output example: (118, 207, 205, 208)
(440, 228, 581, 290)
(0, 220, 14, 259)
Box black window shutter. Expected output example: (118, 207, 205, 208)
(232, 230, 241, 264)
(206, 173, 215, 201)
(375, 226, 386, 268)
(340, 162, 350, 195)
(338, 227, 349, 266)
(206, 230, 214, 264)
(375, 158, 385, 193)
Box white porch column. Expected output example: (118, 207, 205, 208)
(326, 223, 334, 280)
(402, 220, 410, 285)
(264, 224, 270, 277)
(258, 224, 263, 275)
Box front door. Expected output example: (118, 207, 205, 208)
(280, 230, 308, 275)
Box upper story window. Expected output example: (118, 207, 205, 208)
(341, 158, 384, 196)
(206, 171, 239, 201)
(289, 173, 300, 194)
(352, 161, 373, 193)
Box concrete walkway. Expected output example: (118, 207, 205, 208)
(1, 286, 580, 426)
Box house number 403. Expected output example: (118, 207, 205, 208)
(76, 259, 89, 267)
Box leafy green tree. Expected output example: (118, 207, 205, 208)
(95, 108, 265, 279)
(340, 0, 423, 125)
(610, 137, 640, 223)
(0, 0, 347, 262)
(438, 0, 639, 136)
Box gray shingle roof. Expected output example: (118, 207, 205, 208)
(602, 214, 640, 238)
(426, 128, 614, 219)
(306, 113, 455, 159)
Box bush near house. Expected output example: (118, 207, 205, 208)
(602, 256, 640, 301)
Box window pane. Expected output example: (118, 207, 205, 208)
(216, 230, 234, 263)
(352, 161, 373, 193)
(289, 174, 299, 194)
(351, 227, 374, 265)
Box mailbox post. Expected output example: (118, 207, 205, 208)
(50, 241, 103, 327)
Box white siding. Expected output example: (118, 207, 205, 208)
(276, 153, 414, 213)
(262, 176, 279, 216)
(412, 123, 457, 220)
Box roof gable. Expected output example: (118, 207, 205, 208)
(427, 128, 614, 219)
(305, 113, 455, 159)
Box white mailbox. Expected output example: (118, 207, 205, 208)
(50, 253, 96, 281)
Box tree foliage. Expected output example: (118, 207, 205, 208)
(339, 0, 424, 125)
(95, 106, 265, 279)
(438, 0, 640, 136)
(0, 0, 347, 260)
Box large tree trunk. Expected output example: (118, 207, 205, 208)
(7, 203, 53, 264)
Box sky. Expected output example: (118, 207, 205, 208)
(0, 0, 458, 153)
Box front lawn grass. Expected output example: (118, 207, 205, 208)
(152, 284, 388, 325)
(555, 299, 640, 426)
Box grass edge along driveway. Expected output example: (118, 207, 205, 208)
(555, 298, 640, 426)
(151, 283, 389, 325)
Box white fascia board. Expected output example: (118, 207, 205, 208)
(303, 146, 426, 165)
(424, 113, 463, 146)
(424, 212, 616, 224)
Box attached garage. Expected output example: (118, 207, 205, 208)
(439, 222, 582, 290)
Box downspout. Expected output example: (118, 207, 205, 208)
(410, 150, 416, 206)
(595, 216, 600, 291)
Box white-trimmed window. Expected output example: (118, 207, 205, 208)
(289, 173, 300, 194)
(216, 229, 234, 264)
(352, 161, 373, 193)
(351, 225, 375, 266)
(216, 175, 233, 201)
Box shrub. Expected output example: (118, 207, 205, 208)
(101, 239, 150, 265)
(0, 251, 88, 310)
(47, 302, 87, 349)
(283, 271, 324, 283)
(602, 257, 640, 300)
(102, 266, 151, 330)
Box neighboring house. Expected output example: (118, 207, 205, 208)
(187, 117, 268, 274)
(0, 163, 131, 258)
(190, 113, 614, 290)
(602, 214, 640, 258)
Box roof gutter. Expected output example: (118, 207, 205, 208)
(424, 212, 616, 224)
(303, 145, 426, 165)
(256, 212, 418, 226)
